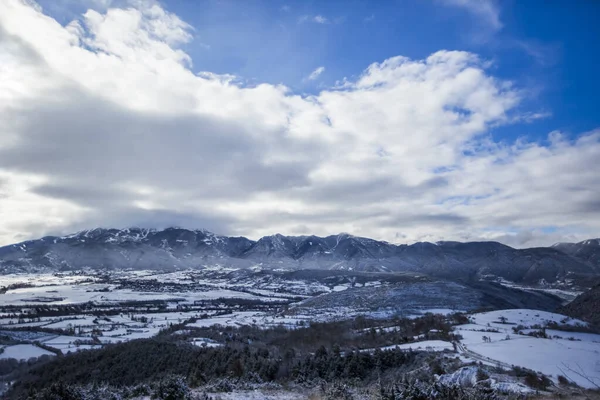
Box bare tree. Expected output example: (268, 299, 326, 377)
(558, 362, 600, 390)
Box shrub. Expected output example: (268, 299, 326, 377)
(476, 368, 490, 381)
(557, 375, 570, 385)
(523, 371, 551, 390)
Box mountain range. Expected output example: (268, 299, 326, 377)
(0, 228, 599, 287)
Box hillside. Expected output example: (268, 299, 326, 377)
(557, 284, 600, 326)
(552, 238, 600, 268)
(293, 280, 564, 316)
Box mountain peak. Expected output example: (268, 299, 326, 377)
(1, 229, 599, 287)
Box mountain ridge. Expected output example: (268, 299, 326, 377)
(1, 227, 599, 287)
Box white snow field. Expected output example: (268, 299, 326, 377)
(190, 338, 222, 348)
(391, 340, 454, 352)
(0, 344, 55, 360)
(468, 309, 587, 329)
(455, 309, 600, 388)
(185, 311, 311, 330)
(204, 389, 306, 399)
(2, 271, 598, 391)
(0, 284, 284, 306)
(361, 340, 454, 353)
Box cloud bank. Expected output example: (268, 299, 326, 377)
(0, 0, 598, 247)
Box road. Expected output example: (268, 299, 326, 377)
(455, 341, 513, 370)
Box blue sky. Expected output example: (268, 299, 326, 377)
(37, 0, 600, 143)
(0, 0, 599, 247)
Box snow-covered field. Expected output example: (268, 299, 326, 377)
(0, 344, 54, 360)
(3, 271, 599, 392)
(454, 309, 600, 388)
(0, 270, 318, 358)
(186, 311, 309, 329)
(0, 273, 98, 287)
(497, 279, 582, 302)
(190, 338, 222, 348)
(362, 340, 454, 353)
(0, 283, 287, 306)
(203, 389, 306, 400)
(468, 309, 587, 328)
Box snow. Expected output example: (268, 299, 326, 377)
(490, 381, 534, 394)
(455, 309, 600, 389)
(0, 273, 98, 287)
(41, 335, 82, 345)
(469, 309, 587, 329)
(394, 340, 454, 352)
(186, 312, 267, 328)
(437, 366, 479, 386)
(62, 345, 102, 353)
(362, 340, 454, 353)
(0, 283, 285, 306)
(332, 285, 348, 292)
(122, 327, 163, 340)
(546, 329, 600, 342)
(43, 316, 99, 329)
(190, 338, 222, 348)
(204, 390, 306, 399)
(4, 274, 599, 392)
(0, 344, 54, 360)
(456, 328, 511, 346)
(466, 336, 600, 388)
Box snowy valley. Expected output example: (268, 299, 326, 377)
(1, 258, 599, 399)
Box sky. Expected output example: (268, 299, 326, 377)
(0, 0, 599, 248)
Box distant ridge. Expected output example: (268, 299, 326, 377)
(0, 227, 599, 286)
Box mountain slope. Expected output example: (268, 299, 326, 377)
(552, 238, 600, 268)
(294, 280, 564, 314)
(0, 228, 598, 287)
(0, 228, 254, 272)
(557, 284, 600, 326)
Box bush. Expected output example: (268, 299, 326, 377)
(476, 368, 490, 381)
(523, 371, 551, 390)
(557, 375, 570, 385)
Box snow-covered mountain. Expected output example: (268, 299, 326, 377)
(0, 228, 598, 286)
(552, 238, 600, 269)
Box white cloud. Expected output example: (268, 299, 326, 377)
(440, 1, 560, 65)
(299, 14, 328, 24)
(515, 39, 561, 66)
(307, 66, 325, 80)
(313, 15, 327, 24)
(507, 111, 552, 124)
(441, 0, 502, 31)
(0, 0, 598, 247)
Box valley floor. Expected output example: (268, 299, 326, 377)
(1, 268, 599, 398)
